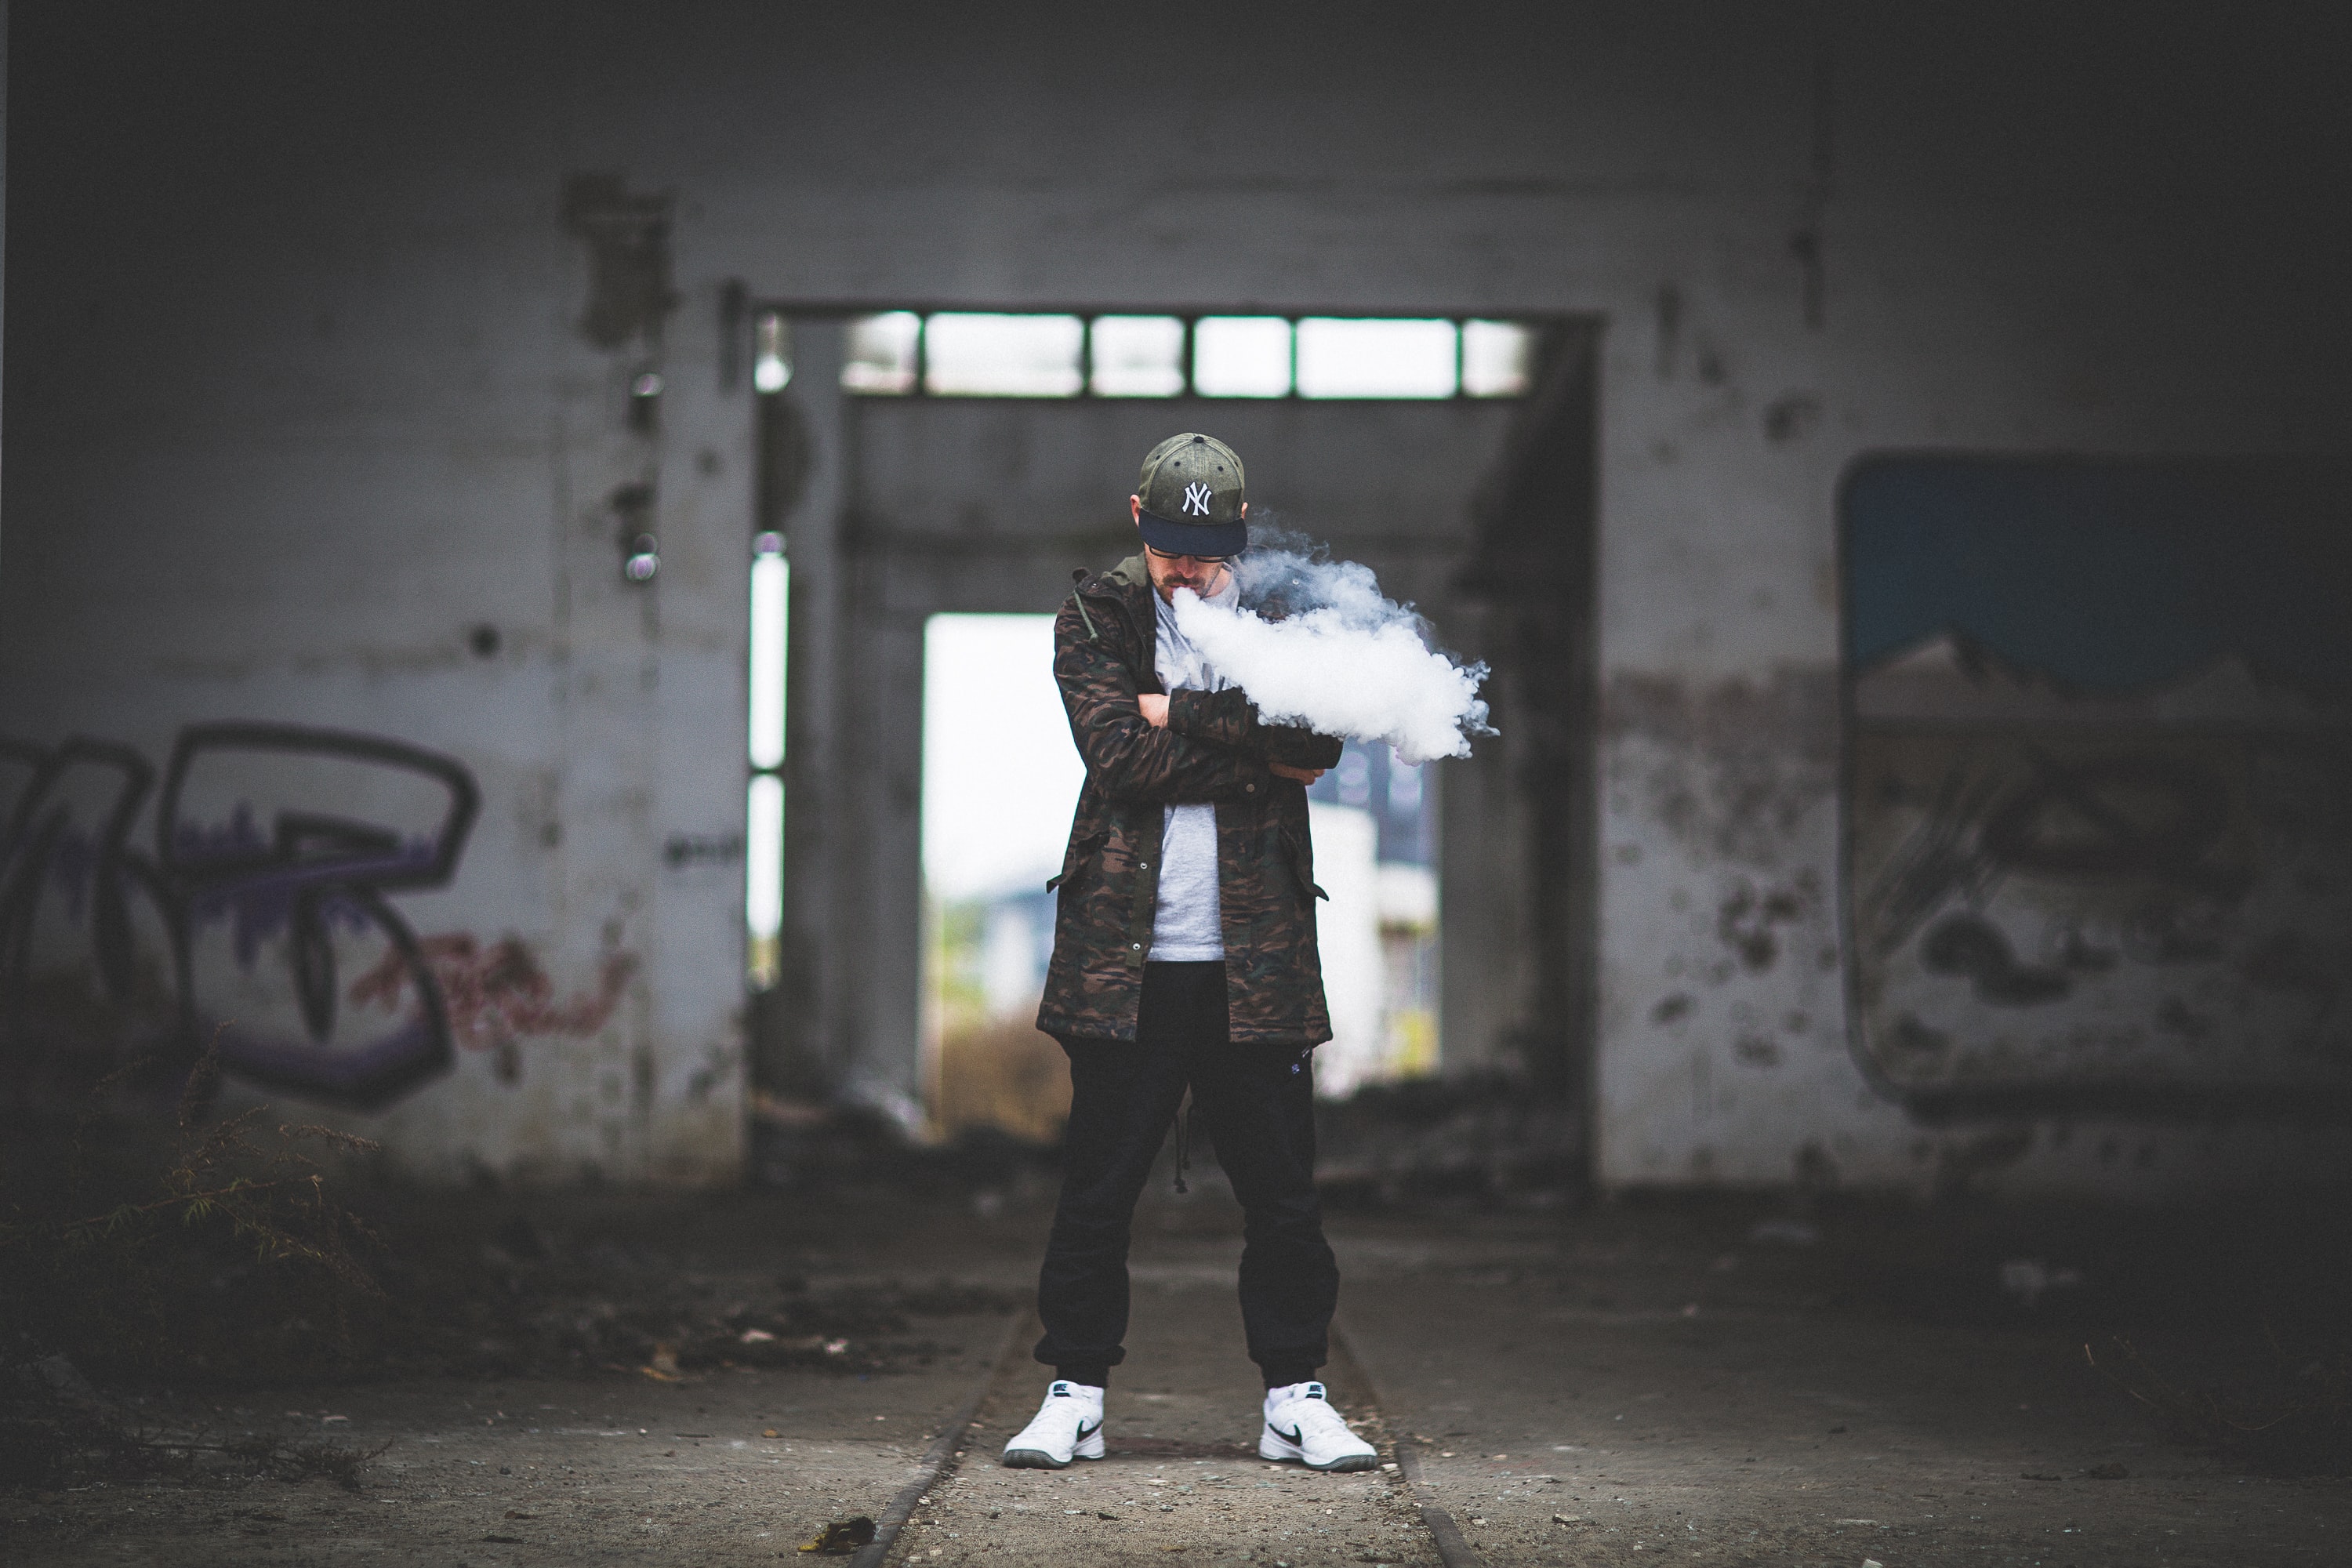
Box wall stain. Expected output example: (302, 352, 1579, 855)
(561, 174, 678, 350)
(1715, 871, 1819, 973)
(1763, 392, 1822, 443)
(1605, 668, 1838, 869)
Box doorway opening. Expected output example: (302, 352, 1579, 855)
(750, 305, 1595, 1168)
(1305, 740, 1440, 1096)
(915, 613, 1446, 1144)
(919, 613, 1080, 1143)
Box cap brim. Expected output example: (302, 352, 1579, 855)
(1138, 510, 1248, 557)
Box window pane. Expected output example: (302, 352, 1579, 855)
(1192, 316, 1293, 397)
(1461, 319, 1533, 397)
(1090, 315, 1185, 397)
(1295, 318, 1457, 398)
(753, 311, 791, 393)
(924, 312, 1083, 397)
(746, 773, 784, 989)
(844, 311, 920, 394)
(747, 546, 788, 769)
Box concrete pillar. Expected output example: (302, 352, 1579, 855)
(642, 278, 757, 1178)
(774, 319, 849, 1095)
(765, 328, 927, 1123)
(836, 586, 925, 1116)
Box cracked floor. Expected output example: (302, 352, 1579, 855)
(4, 1181, 2347, 1566)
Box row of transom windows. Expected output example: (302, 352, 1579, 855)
(753, 312, 1534, 400)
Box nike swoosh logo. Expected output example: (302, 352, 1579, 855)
(1076, 1420, 1102, 1441)
(1269, 1424, 1305, 1446)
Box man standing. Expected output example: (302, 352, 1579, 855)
(1003, 434, 1378, 1474)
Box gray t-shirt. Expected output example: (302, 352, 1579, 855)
(1148, 582, 1237, 962)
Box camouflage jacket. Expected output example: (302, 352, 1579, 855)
(1036, 554, 1345, 1047)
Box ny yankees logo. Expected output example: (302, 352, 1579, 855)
(1181, 482, 1213, 517)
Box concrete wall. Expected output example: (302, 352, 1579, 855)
(5, 2, 2347, 1190)
(2, 5, 757, 1181)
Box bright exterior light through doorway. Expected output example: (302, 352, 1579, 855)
(917, 613, 1440, 1141)
(1305, 739, 1440, 1096)
(921, 615, 1084, 1144)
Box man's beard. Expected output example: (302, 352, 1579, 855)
(1157, 570, 1228, 601)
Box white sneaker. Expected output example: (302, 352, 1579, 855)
(1002, 1380, 1106, 1468)
(1258, 1381, 1378, 1472)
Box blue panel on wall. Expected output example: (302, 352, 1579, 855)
(1842, 456, 2352, 694)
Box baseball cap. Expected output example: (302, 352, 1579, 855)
(1135, 433, 1247, 557)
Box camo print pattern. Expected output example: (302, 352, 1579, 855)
(1036, 554, 1345, 1047)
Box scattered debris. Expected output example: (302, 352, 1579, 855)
(2088, 1334, 2352, 1475)
(2, 1054, 1033, 1501)
(1312, 1073, 1579, 1207)
(799, 1515, 877, 1553)
(24, 1355, 94, 1398)
(0, 1374, 389, 1493)
(0, 1045, 382, 1388)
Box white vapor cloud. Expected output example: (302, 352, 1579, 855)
(1170, 529, 1493, 764)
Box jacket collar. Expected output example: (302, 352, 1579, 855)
(1085, 553, 1158, 622)
(1102, 552, 1152, 595)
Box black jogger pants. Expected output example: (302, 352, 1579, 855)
(1032, 960, 1338, 1389)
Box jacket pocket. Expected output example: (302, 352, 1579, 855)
(1048, 829, 1109, 891)
(1279, 827, 1329, 902)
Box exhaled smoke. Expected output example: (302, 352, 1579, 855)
(1171, 525, 1494, 764)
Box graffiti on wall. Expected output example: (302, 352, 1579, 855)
(1841, 457, 2352, 1120)
(2, 721, 633, 1111)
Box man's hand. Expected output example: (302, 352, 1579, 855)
(1138, 692, 1320, 782)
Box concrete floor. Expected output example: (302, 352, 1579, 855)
(3, 1173, 2346, 1566)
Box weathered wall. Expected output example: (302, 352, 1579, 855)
(1589, 19, 2352, 1193)
(2, 6, 757, 1180)
(4, 2, 2347, 1189)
